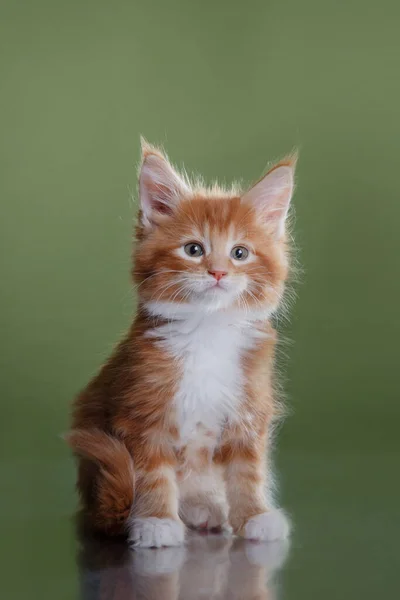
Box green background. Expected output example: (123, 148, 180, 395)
(1, 1, 399, 598)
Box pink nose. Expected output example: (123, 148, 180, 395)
(208, 270, 228, 282)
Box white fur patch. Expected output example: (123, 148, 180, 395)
(149, 311, 262, 439)
(129, 517, 185, 548)
(244, 510, 290, 542)
(145, 300, 272, 323)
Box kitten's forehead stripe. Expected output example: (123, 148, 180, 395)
(179, 197, 247, 237)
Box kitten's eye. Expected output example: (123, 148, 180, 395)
(184, 242, 204, 258)
(231, 246, 249, 261)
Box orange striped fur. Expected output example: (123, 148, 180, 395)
(66, 141, 297, 547)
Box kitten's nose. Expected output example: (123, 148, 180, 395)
(208, 270, 228, 282)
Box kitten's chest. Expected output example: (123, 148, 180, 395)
(157, 314, 257, 439)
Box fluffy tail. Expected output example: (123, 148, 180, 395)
(65, 429, 135, 535)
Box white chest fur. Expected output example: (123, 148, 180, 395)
(149, 310, 263, 441)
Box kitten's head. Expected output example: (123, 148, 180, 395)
(133, 140, 296, 320)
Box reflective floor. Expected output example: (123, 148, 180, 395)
(79, 529, 289, 600)
(2, 466, 398, 600)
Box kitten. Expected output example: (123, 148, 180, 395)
(66, 140, 297, 548)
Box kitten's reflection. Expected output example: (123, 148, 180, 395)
(78, 528, 289, 600)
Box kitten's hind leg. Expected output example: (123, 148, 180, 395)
(179, 463, 230, 532)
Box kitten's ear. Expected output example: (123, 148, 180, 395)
(242, 156, 297, 238)
(138, 138, 189, 226)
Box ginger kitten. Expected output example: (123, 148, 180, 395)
(66, 140, 297, 548)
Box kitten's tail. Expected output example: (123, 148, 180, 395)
(65, 429, 135, 535)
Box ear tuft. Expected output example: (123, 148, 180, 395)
(139, 136, 164, 160)
(140, 135, 151, 155)
(269, 149, 299, 172)
(242, 153, 297, 238)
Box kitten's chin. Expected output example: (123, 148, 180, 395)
(143, 294, 274, 322)
(143, 295, 236, 320)
(196, 287, 237, 310)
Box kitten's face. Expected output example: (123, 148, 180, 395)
(135, 196, 288, 315)
(134, 143, 295, 319)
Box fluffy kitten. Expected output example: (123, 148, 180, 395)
(66, 140, 297, 548)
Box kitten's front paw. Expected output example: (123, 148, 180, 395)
(129, 517, 185, 548)
(181, 500, 230, 532)
(243, 509, 290, 542)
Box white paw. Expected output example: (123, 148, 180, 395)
(181, 501, 230, 531)
(243, 510, 290, 542)
(129, 517, 185, 548)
